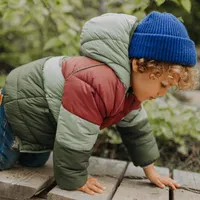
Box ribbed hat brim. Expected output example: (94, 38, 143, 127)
(129, 33, 197, 66)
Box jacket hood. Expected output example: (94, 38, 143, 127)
(80, 13, 138, 90)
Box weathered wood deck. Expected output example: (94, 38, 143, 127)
(0, 155, 200, 200)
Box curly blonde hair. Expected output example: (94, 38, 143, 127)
(135, 58, 199, 90)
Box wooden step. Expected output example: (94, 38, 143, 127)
(47, 156, 128, 200)
(1, 155, 200, 200)
(112, 163, 170, 200)
(173, 169, 200, 199)
(0, 154, 54, 200)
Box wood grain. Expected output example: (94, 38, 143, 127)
(0, 154, 54, 200)
(174, 189, 200, 200)
(48, 156, 128, 200)
(112, 163, 170, 200)
(173, 169, 200, 200)
(173, 169, 200, 191)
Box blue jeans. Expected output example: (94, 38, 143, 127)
(0, 88, 50, 170)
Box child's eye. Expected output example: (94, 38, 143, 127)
(161, 83, 167, 88)
(161, 81, 168, 88)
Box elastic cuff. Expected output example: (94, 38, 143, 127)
(142, 162, 154, 169)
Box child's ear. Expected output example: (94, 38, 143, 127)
(131, 59, 139, 72)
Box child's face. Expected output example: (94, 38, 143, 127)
(131, 59, 178, 102)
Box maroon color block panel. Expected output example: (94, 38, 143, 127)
(61, 56, 141, 128)
(100, 93, 141, 129)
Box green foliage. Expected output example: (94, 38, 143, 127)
(100, 126, 122, 144)
(0, 0, 195, 71)
(180, 0, 191, 12)
(0, 0, 84, 68)
(144, 93, 200, 156)
(0, 75, 6, 88)
(143, 93, 200, 171)
(147, 0, 200, 46)
(155, 0, 165, 6)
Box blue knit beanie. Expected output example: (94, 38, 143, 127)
(129, 11, 197, 66)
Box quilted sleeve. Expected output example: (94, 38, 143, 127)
(117, 106, 160, 167)
(53, 73, 106, 190)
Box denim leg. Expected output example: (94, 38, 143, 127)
(0, 88, 20, 170)
(18, 152, 51, 168)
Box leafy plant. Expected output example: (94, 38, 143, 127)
(0, 0, 195, 71)
(144, 93, 200, 156)
(0, 75, 6, 88)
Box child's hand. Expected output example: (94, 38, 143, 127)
(77, 177, 106, 195)
(143, 164, 181, 190)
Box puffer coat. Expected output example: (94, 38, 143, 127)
(3, 13, 159, 190)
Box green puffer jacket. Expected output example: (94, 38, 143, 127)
(3, 13, 160, 190)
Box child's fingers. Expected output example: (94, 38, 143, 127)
(84, 187, 95, 195)
(95, 181, 106, 190)
(167, 181, 176, 190)
(172, 180, 181, 188)
(154, 179, 165, 188)
(88, 185, 104, 194)
(78, 186, 95, 195)
(77, 177, 105, 195)
(174, 182, 181, 188)
(167, 178, 181, 189)
(161, 178, 179, 190)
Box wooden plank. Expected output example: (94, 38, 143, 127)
(30, 198, 47, 200)
(173, 169, 200, 191)
(47, 156, 128, 200)
(173, 169, 200, 199)
(174, 189, 200, 200)
(0, 197, 46, 200)
(112, 163, 169, 200)
(0, 154, 54, 200)
(0, 194, 47, 199)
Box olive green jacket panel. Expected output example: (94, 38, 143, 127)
(4, 58, 56, 151)
(117, 107, 160, 167)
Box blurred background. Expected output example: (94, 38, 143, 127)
(1, 0, 200, 172)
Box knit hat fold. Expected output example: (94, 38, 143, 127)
(129, 11, 197, 66)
